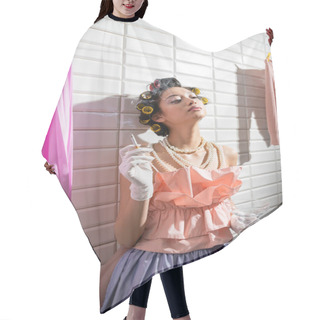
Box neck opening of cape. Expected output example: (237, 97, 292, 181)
(107, 12, 140, 22)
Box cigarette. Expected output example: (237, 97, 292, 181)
(130, 134, 139, 148)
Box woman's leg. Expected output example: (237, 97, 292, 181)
(160, 266, 191, 320)
(126, 278, 153, 320)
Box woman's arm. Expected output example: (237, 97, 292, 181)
(222, 145, 238, 167)
(114, 173, 151, 248)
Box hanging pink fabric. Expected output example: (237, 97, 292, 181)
(265, 58, 280, 145)
(41, 64, 73, 199)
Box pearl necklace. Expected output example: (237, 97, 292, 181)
(159, 139, 220, 169)
(163, 136, 206, 154)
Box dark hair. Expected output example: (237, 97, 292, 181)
(136, 78, 209, 137)
(94, 0, 148, 24)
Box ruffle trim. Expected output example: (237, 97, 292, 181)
(142, 199, 233, 243)
(151, 165, 242, 208)
(134, 227, 233, 253)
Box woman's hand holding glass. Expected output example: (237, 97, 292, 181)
(119, 144, 155, 201)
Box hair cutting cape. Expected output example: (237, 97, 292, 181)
(41, 14, 282, 314)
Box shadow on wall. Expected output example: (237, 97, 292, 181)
(236, 66, 271, 165)
(70, 94, 148, 264)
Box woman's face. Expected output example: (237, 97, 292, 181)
(112, 0, 145, 18)
(153, 87, 207, 128)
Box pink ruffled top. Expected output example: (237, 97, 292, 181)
(133, 165, 243, 254)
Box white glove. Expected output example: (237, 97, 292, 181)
(230, 211, 257, 234)
(119, 144, 155, 201)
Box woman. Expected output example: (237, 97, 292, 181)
(94, 0, 148, 23)
(117, 77, 244, 320)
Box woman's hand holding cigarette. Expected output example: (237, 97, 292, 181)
(119, 144, 155, 201)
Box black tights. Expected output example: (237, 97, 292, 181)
(129, 266, 190, 319)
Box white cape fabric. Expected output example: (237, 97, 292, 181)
(41, 14, 282, 314)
